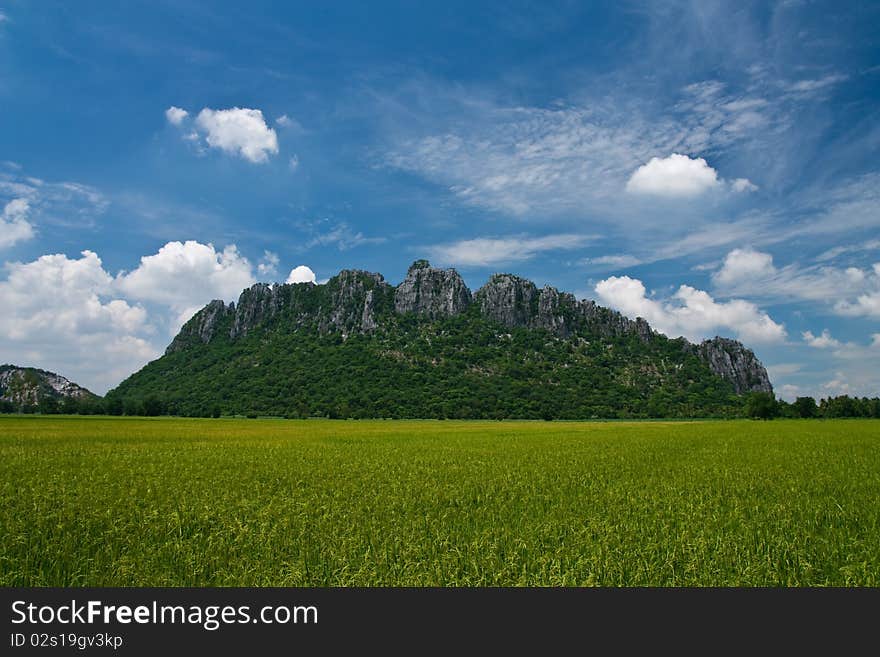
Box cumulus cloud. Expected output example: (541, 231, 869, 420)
(116, 240, 255, 328)
(289, 155, 300, 172)
(286, 265, 317, 284)
(0, 240, 273, 393)
(194, 107, 279, 163)
(594, 275, 786, 344)
(427, 234, 592, 267)
(0, 198, 35, 248)
(713, 248, 776, 285)
(165, 106, 189, 126)
(626, 153, 721, 198)
(802, 329, 841, 349)
(0, 251, 157, 394)
(833, 265, 880, 318)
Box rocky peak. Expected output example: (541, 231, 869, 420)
(534, 286, 580, 337)
(692, 336, 773, 394)
(475, 274, 538, 328)
(166, 299, 233, 354)
(394, 260, 472, 318)
(230, 283, 286, 339)
(322, 269, 392, 335)
(0, 365, 96, 407)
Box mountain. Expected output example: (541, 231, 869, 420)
(0, 365, 100, 413)
(107, 261, 772, 419)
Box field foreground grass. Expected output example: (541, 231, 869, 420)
(1, 416, 878, 586)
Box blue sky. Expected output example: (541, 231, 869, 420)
(1, 1, 879, 396)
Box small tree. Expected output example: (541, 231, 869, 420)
(745, 392, 779, 420)
(793, 396, 817, 418)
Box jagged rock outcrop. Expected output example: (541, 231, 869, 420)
(320, 270, 392, 335)
(160, 260, 771, 396)
(689, 337, 773, 394)
(476, 273, 654, 343)
(230, 283, 282, 339)
(476, 274, 538, 328)
(394, 260, 472, 318)
(0, 365, 96, 407)
(167, 300, 234, 354)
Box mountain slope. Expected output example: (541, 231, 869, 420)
(0, 365, 100, 413)
(107, 261, 772, 419)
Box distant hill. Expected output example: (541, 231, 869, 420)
(0, 365, 100, 413)
(106, 260, 772, 419)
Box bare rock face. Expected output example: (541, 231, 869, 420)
(692, 337, 773, 394)
(166, 300, 233, 354)
(321, 269, 391, 335)
(0, 365, 95, 406)
(476, 275, 653, 342)
(394, 260, 472, 318)
(230, 283, 285, 339)
(475, 274, 538, 328)
(534, 286, 580, 338)
(577, 300, 654, 342)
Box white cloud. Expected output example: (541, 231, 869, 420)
(712, 248, 880, 317)
(802, 329, 841, 349)
(713, 248, 776, 285)
(286, 265, 316, 284)
(383, 79, 776, 220)
(116, 240, 255, 329)
(257, 250, 280, 278)
(731, 178, 758, 193)
(0, 198, 35, 248)
(427, 234, 592, 268)
(289, 155, 299, 171)
(193, 107, 279, 163)
(594, 275, 786, 344)
(582, 254, 642, 269)
(301, 221, 386, 251)
(276, 114, 292, 127)
(872, 334, 880, 348)
(626, 153, 721, 198)
(816, 239, 880, 262)
(0, 12, 8, 23)
(0, 251, 157, 394)
(165, 106, 189, 126)
(785, 74, 848, 95)
(0, 171, 107, 233)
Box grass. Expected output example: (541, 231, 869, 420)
(1, 416, 878, 586)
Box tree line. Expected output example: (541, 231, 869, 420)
(3, 392, 879, 420)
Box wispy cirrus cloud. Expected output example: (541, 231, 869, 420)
(711, 247, 880, 317)
(294, 219, 386, 252)
(0, 169, 108, 236)
(426, 233, 593, 268)
(384, 95, 764, 218)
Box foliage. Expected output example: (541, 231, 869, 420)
(745, 391, 779, 419)
(104, 311, 747, 419)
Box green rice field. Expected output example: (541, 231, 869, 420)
(1, 416, 878, 586)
